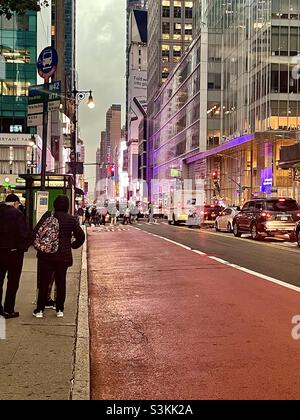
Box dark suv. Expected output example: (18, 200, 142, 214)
(232, 198, 300, 240)
(202, 205, 224, 221)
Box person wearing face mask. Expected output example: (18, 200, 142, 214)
(0, 194, 30, 319)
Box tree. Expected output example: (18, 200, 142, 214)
(0, 1, 48, 20)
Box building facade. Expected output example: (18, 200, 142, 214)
(0, 12, 37, 133)
(106, 104, 122, 166)
(147, 0, 194, 196)
(0, 10, 51, 200)
(94, 131, 108, 199)
(51, 0, 76, 96)
(127, 5, 148, 199)
(149, 0, 300, 206)
(147, 0, 193, 104)
(51, 0, 77, 174)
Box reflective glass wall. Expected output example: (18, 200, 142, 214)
(0, 12, 37, 133)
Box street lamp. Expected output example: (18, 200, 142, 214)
(67, 84, 95, 197)
(87, 91, 95, 109)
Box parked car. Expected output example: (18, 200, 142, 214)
(232, 198, 300, 240)
(215, 206, 241, 232)
(202, 204, 224, 221)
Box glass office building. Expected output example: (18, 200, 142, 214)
(0, 12, 37, 133)
(150, 0, 300, 205)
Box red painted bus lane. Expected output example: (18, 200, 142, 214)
(88, 228, 300, 400)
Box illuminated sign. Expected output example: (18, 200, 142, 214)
(261, 168, 273, 193)
(170, 168, 181, 178)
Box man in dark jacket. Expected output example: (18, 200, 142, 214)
(33, 195, 85, 318)
(0, 194, 30, 319)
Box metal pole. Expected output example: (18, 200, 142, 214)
(41, 98, 48, 190)
(72, 84, 77, 196)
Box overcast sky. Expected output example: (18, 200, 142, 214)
(77, 0, 126, 190)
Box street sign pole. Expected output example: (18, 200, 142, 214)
(41, 99, 49, 191)
(36, 46, 59, 190)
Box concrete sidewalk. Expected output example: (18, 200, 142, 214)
(0, 246, 88, 400)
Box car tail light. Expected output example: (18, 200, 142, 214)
(261, 212, 272, 219)
(297, 213, 300, 218)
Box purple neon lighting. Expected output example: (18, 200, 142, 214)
(185, 134, 255, 165)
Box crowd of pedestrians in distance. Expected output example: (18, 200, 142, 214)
(79, 202, 145, 226)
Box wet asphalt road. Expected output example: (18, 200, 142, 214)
(137, 221, 300, 288)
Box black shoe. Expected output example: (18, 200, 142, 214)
(4, 312, 19, 319)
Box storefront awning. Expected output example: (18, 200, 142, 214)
(185, 134, 255, 165)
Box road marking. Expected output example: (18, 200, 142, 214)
(136, 227, 300, 294)
(208, 256, 230, 265)
(192, 250, 207, 256)
(162, 238, 191, 250)
(219, 262, 300, 294)
(139, 222, 300, 255)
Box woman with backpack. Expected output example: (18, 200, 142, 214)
(32, 195, 85, 319)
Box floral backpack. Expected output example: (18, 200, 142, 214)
(34, 212, 60, 254)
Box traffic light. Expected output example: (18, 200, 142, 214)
(107, 165, 115, 178)
(212, 170, 218, 180)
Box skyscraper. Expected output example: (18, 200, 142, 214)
(94, 131, 108, 199)
(51, 0, 76, 106)
(146, 0, 193, 197)
(149, 0, 300, 206)
(0, 8, 53, 199)
(126, 0, 147, 134)
(0, 12, 38, 133)
(106, 105, 122, 165)
(147, 0, 193, 105)
(51, 0, 77, 173)
(126, 2, 148, 199)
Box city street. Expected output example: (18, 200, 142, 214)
(137, 221, 300, 287)
(88, 224, 300, 400)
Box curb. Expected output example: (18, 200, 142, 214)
(70, 230, 90, 400)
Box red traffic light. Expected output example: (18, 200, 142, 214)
(212, 170, 218, 179)
(107, 165, 115, 177)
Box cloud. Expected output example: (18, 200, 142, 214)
(77, 0, 126, 193)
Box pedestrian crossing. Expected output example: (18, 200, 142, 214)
(92, 226, 132, 233)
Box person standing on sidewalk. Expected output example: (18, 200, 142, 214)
(0, 194, 30, 319)
(32, 195, 85, 319)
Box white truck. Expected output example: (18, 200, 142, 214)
(167, 189, 204, 226)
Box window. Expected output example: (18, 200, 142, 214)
(173, 45, 181, 57)
(162, 45, 170, 62)
(174, 5, 181, 19)
(185, 2, 193, 19)
(162, 67, 169, 80)
(185, 23, 192, 35)
(162, 22, 170, 34)
(174, 22, 182, 35)
(265, 200, 299, 212)
(162, 6, 170, 18)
